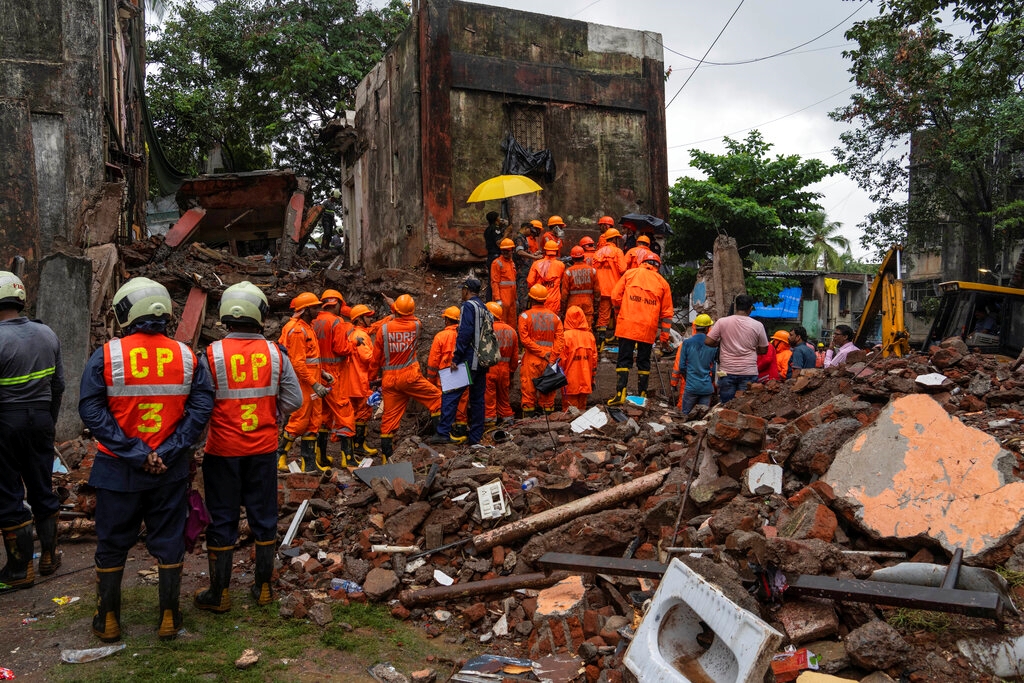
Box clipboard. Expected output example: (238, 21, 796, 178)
(439, 362, 472, 392)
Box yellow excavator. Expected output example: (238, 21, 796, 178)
(854, 246, 911, 357)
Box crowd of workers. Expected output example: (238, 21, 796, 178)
(0, 214, 859, 643)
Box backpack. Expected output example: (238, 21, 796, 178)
(471, 300, 501, 370)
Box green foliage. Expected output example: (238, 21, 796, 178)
(147, 0, 410, 198)
(793, 212, 851, 270)
(831, 0, 1024, 269)
(665, 131, 840, 268)
(886, 607, 952, 633)
(996, 565, 1024, 588)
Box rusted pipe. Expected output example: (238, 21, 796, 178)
(471, 468, 670, 552)
(399, 571, 570, 607)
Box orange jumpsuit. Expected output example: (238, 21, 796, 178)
(594, 244, 627, 329)
(561, 261, 599, 328)
(624, 245, 655, 270)
(541, 231, 564, 257)
(425, 324, 468, 426)
(518, 304, 564, 412)
(371, 315, 441, 438)
(671, 343, 686, 408)
(485, 320, 519, 422)
(312, 310, 355, 439)
(610, 264, 674, 345)
(582, 247, 597, 268)
(527, 255, 566, 315)
(346, 324, 375, 423)
(279, 316, 322, 437)
(560, 307, 598, 410)
(490, 254, 518, 325)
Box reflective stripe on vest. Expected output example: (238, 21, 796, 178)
(209, 339, 282, 400)
(500, 280, 516, 287)
(0, 366, 55, 386)
(382, 321, 420, 371)
(107, 337, 194, 397)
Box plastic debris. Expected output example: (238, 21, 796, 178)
(61, 643, 126, 664)
(434, 569, 454, 586)
(0, 667, 13, 680)
(476, 479, 507, 520)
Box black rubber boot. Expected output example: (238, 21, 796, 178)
(300, 437, 318, 472)
(92, 566, 123, 642)
(379, 436, 393, 464)
(36, 513, 61, 576)
(637, 370, 650, 398)
(607, 369, 630, 406)
(0, 520, 35, 590)
(338, 435, 354, 468)
(277, 432, 296, 472)
(316, 429, 331, 469)
(596, 327, 606, 351)
(157, 562, 183, 640)
(354, 423, 378, 456)
(250, 540, 276, 606)
(193, 545, 233, 613)
(522, 408, 535, 418)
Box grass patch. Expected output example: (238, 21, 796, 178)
(319, 602, 455, 664)
(886, 607, 952, 633)
(996, 565, 1024, 588)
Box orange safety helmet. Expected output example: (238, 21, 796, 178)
(291, 292, 321, 311)
(443, 306, 461, 322)
(636, 235, 651, 245)
(349, 304, 374, 321)
(570, 245, 585, 259)
(485, 301, 503, 318)
(529, 219, 543, 230)
(544, 240, 559, 252)
(320, 288, 345, 303)
(598, 215, 615, 226)
(393, 294, 416, 315)
(603, 228, 622, 240)
(529, 284, 549, 301)
(643, 252, 662, 267)
(499, 238, 515, 250)
(547, 215, 565, 227)
(579, 236, 595, 248)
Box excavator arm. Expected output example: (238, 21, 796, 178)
(854, 246, 910, 357)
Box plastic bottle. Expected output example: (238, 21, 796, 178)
(521, 477, 539, 491)
(330, 578, 363, 594)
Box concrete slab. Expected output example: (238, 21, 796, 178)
(36, 253, 91, 441)
(823, 394, 1024, 561)
(535, 575, 586, 619)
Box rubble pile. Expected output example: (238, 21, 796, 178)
(256, 338, 1024, 682)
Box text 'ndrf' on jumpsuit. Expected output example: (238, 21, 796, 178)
(426, 323, 468, 426)
(485, 318, 519, 422)
(518, 304, 564, 412)
(278, 316, 323, 438)
(312, 309, 355, 439)
(371, 315, 441, 439)
(594, 243, 627, 331)
(490, 254, 518, 326)
(560, 306, 598, 410)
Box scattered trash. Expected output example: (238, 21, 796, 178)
(368, 661, 409, 683)
(476, 480, 507, 520)
(451, 654, 539, 682)
(914, 372, 950, 387)
(433, 569, 454, 586)
(771, 646, 821, 682)
(21, 617, 38, 625)
(569, 406, 608, 433)
(330, 578, 364, 594)
(746, 462, 783, 495)
(625, 395, 646, 407)
(234, 648, 260, 670)
(51, 596, 79, 606)
(520, 477, 539, 491)
(354, 462, 415, 487)
(287, 460, 302, 474)
(61, 643, 126, 664)
(0, 668, 12, 680)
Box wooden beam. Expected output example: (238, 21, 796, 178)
(165, 207, 206, 248)
(174, 287, 207, 349)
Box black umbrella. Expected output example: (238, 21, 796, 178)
(619, 213, 672, 235)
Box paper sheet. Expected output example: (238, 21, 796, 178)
(439, 362, 471, 391)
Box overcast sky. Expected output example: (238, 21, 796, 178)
(409, 0, 886, 259)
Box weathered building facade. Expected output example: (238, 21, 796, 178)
(331, 0, 668, 270)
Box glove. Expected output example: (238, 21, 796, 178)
(312, 382, 330, 398)
(321, 371, 335, 384)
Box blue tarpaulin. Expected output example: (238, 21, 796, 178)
(752, 286, 802, 319)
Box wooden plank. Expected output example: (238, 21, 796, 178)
(165, 207, 206, 248)
(174, 287, 208, 349)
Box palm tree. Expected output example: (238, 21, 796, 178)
(795, 212, 850, 270)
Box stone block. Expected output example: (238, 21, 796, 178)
(844, 620, 909, 670)
(776, 600, 839, 644)
(778, 499, 837, 543)
(362, 567, 399, 601)
(384, 500, 431, 540)
(535, 575, 587, 619)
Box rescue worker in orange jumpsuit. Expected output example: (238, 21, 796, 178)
(560, 305, 598, 410)
(370, 294, 441, 462)
(346, 305, 378, 458)
(595, 216, 615, 249)
(593, 228, 627, 350)
(541, 216, 566, 257)
(519, 284, 565, 415)
(490, 238, 518, 325)
(527, 240, 566, 315)
(484, 301, 519, 428)
(368, 294, 396, 339)
(312, 289, 356, 468)
(561, 246, 599, 328)
(425, 306, 469, 440)
(579, 235, 597, 267)
(625, 234, 656, 270)
(78, 278, 214, 642)
(278, 292, 333, 472)
(514, 221, 544, 313)
(193, 282, 302, 614)
(608, 253, 674, 405)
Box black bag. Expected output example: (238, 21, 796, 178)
(532, 362, 568, 394)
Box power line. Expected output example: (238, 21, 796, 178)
(670, 42, 856, 73)
(668, 85, 855, 149)
(666, 0, 745, 109)
(569, 0, 603, 19)
(653, 1, 868, 67)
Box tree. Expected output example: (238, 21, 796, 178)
(794, 212, 851, 270)
(146, 0, 410, 198)
(830, 0, 1024, 274)
(666, 131, 839, 265)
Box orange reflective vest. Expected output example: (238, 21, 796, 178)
(625, 245, 655, 270)
(344, 326, 374, 397)
(98, 333, 196, 456)
(611, 264, 674, 344)
(426, 324, 458, 385)
(560, 307, 598, 394)
(205, 336, 283, 456)
(371, 315, 426, 383)
(527, 256, 566, 314)
(541, 231, 564, 257)
(519, 305, 564, 361)
(562, 262, 598, 312)
(312, 310, 353, 391)
(494, 320, 519, 374)
(279, 317, 320, 386)
(594, 244, 627, 296)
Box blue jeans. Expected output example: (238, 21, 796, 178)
(681, 391, 712, 415)
(718, 374, 756, 404)
(438, 366, 488, 444)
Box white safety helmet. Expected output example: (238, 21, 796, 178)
(220, 281, 269, 327)
(112, 277, 172, 328)
(0, 271, 27, 311)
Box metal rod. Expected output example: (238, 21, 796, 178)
(840, 550, 908, 559)
(664, 547, 713, 554)
(670, 431, 705, 547)
(538, 552, 668, 579)
(941, 548, 964, 591)
(398, 571, 569, 607)
(408, 537, 472, 561)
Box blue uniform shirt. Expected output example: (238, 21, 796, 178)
(677, 333, 718, 396)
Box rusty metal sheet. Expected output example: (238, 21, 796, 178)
(176, 170, 298, 245)
(165, 207, 206, 248)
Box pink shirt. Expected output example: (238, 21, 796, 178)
(824, 341, 859, 368)
(706, 314, 768, 376)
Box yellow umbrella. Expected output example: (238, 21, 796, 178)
(466, 174, 542, 203)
